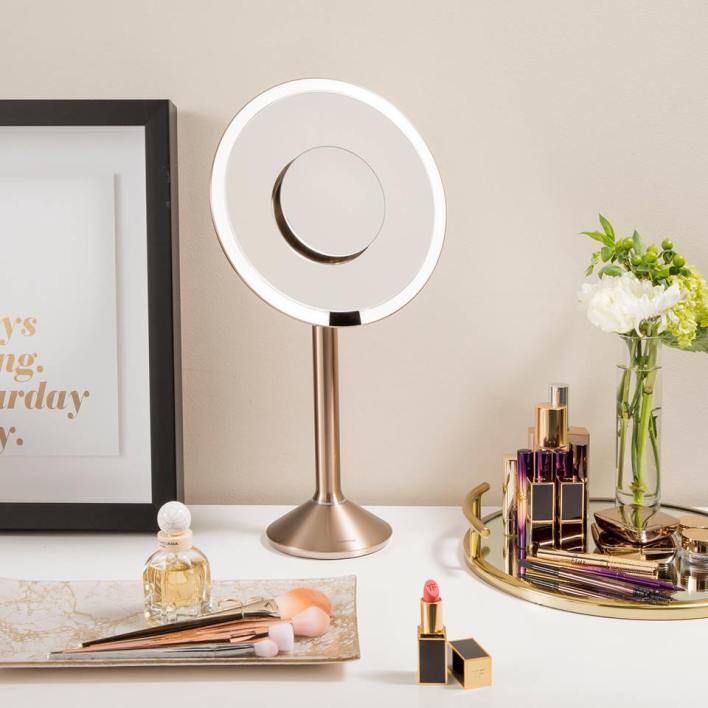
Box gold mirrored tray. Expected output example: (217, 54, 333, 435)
(462, 483, 708, 620)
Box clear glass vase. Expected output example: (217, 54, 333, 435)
(616, 335, 662, 510)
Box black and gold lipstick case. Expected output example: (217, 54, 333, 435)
(555, 448, 586, 550)
(448, 637, 492, 690)
(417, 598, 446, 684)
(528, 449, 555, 548)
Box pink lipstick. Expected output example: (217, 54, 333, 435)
(417, 579, 447, 684)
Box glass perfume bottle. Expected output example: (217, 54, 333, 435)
(143, 501, 212, 625)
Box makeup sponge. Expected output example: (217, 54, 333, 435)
(268, 623, 295, 653)
(275, 587, 332, 620)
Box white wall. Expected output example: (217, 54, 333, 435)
(3, 0, 707, 506)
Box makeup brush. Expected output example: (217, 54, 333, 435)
(52, 638, 282, 661)
(70, 607, 328, 655)
(80, 587, 331, 649)
(64, 621, 295, 655)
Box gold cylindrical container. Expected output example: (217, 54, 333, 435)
(534, 404, 568, 449)
(502, 455, 517, 537)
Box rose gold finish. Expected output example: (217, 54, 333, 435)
(266, 326, 392, 559)
(313, 326, 344, 503)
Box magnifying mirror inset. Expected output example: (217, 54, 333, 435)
(273, 146, 385, 264)
(211, 79, 446, 559)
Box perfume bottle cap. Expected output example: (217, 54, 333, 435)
(157, 501, 193, 551)
(549, 383, 569, 408)
(534, 403, 568, 449)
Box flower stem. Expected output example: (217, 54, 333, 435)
(632, 339, 658, 506)
(616, 339, 635, 490)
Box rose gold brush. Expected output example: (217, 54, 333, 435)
(78, 587, 331, 650)
(66, 608, 330, 654)
(53, 625, 294, 661)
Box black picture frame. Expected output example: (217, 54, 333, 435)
(0, 100, 182, 531)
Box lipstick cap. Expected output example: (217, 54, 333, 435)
(534, 449, 554, 482)
(534, 404, 568, 449)
(554, 448, 573, 482)
(448, 637, 492, 690)
(572, 442, 588, 481)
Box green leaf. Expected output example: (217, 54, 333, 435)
(632, 230, 645, 255)
(599, 264, 624, 278)
(601, 246, 613, 262)
(662, 327, 708, 353)
(581, 230, 615, 248)
(598, 214, 615, 242)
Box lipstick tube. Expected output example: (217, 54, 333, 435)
(502, 455, 518, 537)
(555, 448, 586, 550)
(516, 449, 532, 557)
(417, 579, 447, 685)
(529, 449, 556, 549)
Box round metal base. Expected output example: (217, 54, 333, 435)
(266, 499, 392, 559)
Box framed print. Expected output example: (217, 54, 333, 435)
(0, 100, 182, 531)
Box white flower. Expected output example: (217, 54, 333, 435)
(578, 271, 683, 335)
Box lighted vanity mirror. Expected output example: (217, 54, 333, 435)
(210, 79, 445, 558)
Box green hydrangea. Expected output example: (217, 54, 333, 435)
(665, 267, 708, 348)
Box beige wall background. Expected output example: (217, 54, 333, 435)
(3, 0, 707, 507)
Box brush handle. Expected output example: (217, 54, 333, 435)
(53, 642, 259, 661)
(80, 602, 280, 648)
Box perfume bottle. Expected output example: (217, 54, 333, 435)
(528, 383, 590, 481)
(143, 501, 212, 625)
(549, 383, 589, 482)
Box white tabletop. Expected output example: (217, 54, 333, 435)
(0, 505, 705, 707)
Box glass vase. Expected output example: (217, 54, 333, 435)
(615, 335, 662, 510)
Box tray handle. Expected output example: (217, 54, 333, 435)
(462, 482, 491, 559)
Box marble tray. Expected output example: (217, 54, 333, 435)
(0, 575, 359, 668)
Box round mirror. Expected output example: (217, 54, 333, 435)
(273, 146, 385, 264)
(210, 79, 446, 327)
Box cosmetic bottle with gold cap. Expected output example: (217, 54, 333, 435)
(143, 501, 212, 625)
